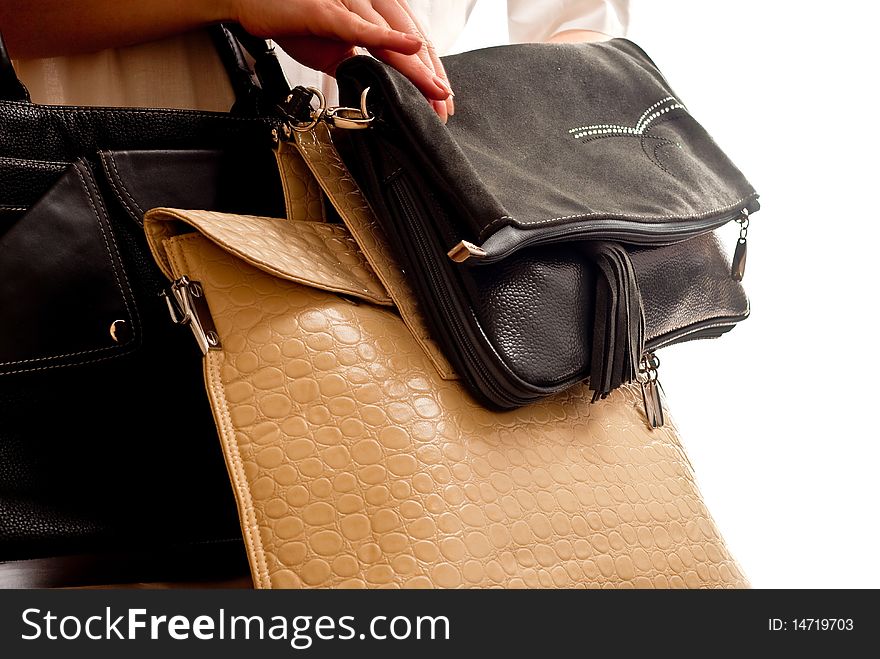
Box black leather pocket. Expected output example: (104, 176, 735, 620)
(98, 148, 285, 227)
(0, 160, 138, 375)
(0, 156, 66, 223)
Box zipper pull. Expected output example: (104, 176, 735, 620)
(638, 352, 665, 429)
(731, 208, 749, 281)
(161, 276, 221, 356)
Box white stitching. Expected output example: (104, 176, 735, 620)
(382, 167, 403, 185)
(99, 152, 146, 224)
(478, 96, 752, 238)
(0, 156, 68, 167)
(167, 239, 272, 588)
(0, 351, 136, 375)
(0, 163, 139, 371)
(207, 353, 273, 589)
(479, 193, 759, 238)
(80, 162, 141, 338)
(0, 98, 274, 122)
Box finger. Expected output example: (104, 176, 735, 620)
(432, 99, 448, 124)
(347, 0, 393, 32)
(371, 48, 451, 100)
(370, 0, 438, 76)
(342, 1, 449, 115)
(425, 40, 454, 115)
(314, 6, 423, 55)
(399, 2, 455, 114)
(275, 36, 356, 76)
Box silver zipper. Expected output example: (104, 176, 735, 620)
(638, 352, 665, 429)
(453, 203, 758, 265)
(161, 276, 221, 355)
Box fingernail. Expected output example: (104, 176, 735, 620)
(432, 100, 448, 124)
(433, 75, 454, 97)
(403, 33, 423, 46)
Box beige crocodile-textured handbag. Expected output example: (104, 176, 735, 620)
(143, 127, 747, 589)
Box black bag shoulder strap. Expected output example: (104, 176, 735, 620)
(0, 31, 30, 102)
(209, 24, 291, 115)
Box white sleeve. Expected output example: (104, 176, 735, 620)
(507, 0, 630, 43)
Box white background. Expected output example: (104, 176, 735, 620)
(626, 0, 880, 589)
(457, 1, 880, 588)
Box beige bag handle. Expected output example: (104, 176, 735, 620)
(276, 123, 457, 381)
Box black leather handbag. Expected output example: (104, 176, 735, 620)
(318, 40, 759, 419)
(0, 28, 290, 586)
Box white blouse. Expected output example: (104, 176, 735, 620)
(14, 0, 630, 110)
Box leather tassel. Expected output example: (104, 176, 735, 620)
(586, 242, 645, 401)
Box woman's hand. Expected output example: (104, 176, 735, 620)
(234, 0, 454, 120)
(0, 0, 453, 120)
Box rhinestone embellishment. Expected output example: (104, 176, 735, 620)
(568, 96, 686, 139)
(568, 96, 688, 173)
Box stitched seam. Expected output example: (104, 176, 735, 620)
(166, 232, 203, 250)
(275, 147, 299, 223)
(100, 152, 146, 224)
(0, 156, 69, 167)
(144, 218, 179, 280)
(575, 133, 671, 145)
(382, 167, 403, 185)
(163, 209, 391, 304)
(295, 129, 457, 378)
(0, 99, 275, 121)
(207, 351, 273, 589)
(80, 163, 141, 339)
(277, 144, 326, 223)
(0, 164, 139, 370)
(649, 140, 677, 175)
(0, 206, 27, 212)
(0, 351, 134, 376)
(168, 238, 272, 588)
(478, 99, 753, 238)
(299, 138, 403, 303)
(478, 193, 758, 238)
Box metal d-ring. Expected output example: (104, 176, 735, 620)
(289, 86, 373, 132)
(291, 86, 327, 133)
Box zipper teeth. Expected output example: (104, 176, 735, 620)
(389, 174, 748, 406)
(391, 177, 747, 403)
(647, 320, 740, 351)
(390, 179, 538, 407)
(478, 208, 750, 264)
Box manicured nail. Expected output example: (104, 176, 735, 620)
(433, 75, 454, 97)
(403, 33, 423, 46)
(432, 100, 448, 124)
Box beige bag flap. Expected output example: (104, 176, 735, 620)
(144, 208, 392, 307)
(284, 126, 458, 380)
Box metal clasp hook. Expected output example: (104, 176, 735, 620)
(325, 88, 374, 130)
(289, 86, 373, 132)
